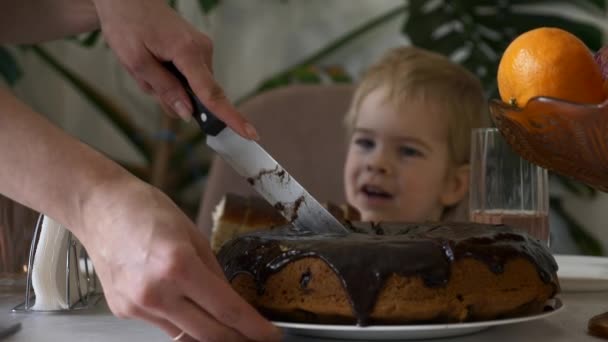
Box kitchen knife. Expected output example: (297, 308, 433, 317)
(164, 63, 349, 235)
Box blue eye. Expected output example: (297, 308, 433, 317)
(399, 146, 422, 157)
(354, 137, 375, 150)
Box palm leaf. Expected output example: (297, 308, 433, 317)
(551, 197, 604, 256)
(0, 47, 22, 85)
(324, 65, 353, 83)
(197, 0, 221, 13)
(65, 30, 102, 48)
(31, 46, 154, 162)
(76, 30, 102, 47)
(554, 174, 597, 199)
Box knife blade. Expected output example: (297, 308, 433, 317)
(164, 63, 349, 235)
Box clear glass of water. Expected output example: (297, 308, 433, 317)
(469, 128, 550, 244)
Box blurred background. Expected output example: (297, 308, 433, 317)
(1, 0, 608, 274)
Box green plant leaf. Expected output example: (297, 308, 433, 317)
(553, 174, 597, 199)
(31, 46, 154, 162)
(590, 0, 606, 10)
(292, 66, 322, 84)
(0, 47, 22, 85)
(65, 30, 102, 48)
(78, 30, 102, 47)
(324, 65, 353, 83)
(257, 74, 292, 93)
(474, 12, 602, 50)
(508, 0, 605, 12)
(197, 0, 220, 13)
(551, 197, 604, 256)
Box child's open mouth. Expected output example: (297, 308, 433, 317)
(361, 184, 393, 200)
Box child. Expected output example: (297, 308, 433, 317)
(343, 46, 488, 223)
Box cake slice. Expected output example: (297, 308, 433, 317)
(210, 193, 359, 253)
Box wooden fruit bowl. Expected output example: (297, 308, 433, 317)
(489, 97, 608, 192)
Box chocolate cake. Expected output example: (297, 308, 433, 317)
(216, 221, 559, 326)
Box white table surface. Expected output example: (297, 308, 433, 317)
(1, 290, 607, 341)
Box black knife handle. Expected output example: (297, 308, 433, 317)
(162, 62, 226, 136)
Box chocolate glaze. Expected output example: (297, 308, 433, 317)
(246, 166, 305, 223)
(289, 196, 305, 223)
(273, 202, 285, 212)
(247, 165, 288, 185)
(217, 221, 559, 326)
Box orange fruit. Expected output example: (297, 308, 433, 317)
(497, 27, 606, 107)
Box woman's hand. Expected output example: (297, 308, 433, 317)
(79, 179, 280, 341)
(91, 0, 259, 140)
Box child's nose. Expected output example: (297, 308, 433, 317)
(366, 164, 389, 174)
(365, 155, 391, 175)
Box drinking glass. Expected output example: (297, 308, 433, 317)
(469, 128, 550, 244)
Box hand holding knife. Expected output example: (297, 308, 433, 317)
(163, 63, 349, 235)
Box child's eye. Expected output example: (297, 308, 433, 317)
(399, 146, 423, 157)
(354, 137, 375, 149)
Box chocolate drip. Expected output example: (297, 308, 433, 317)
(217, 222, 558, 326)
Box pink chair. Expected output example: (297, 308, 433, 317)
(196, 84, 355, 237)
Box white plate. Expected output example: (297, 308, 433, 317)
(554, 254, 608, 292)
(273, 298, 563, 340)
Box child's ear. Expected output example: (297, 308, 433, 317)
(440, 164, 470, 207)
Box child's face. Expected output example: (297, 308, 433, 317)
(344, 86, 468, 222)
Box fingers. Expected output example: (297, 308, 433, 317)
(173, 53, 260, 141)
(166, 297, 247, 342)
(135, 78, 154, 95)
(128, 45, 260, 141)
(189, 228, 225, 277)
(108, 266, 244, 342)
(180, 260, 281, 342)
(155, 94, 180, 119)
(127, 47, 194, 122)
(94, 0, 259, 138)
(104, 256, 260, 342)
(130, 306, 197, 342)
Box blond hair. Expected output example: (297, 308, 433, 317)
(344, 46, 488, 165)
